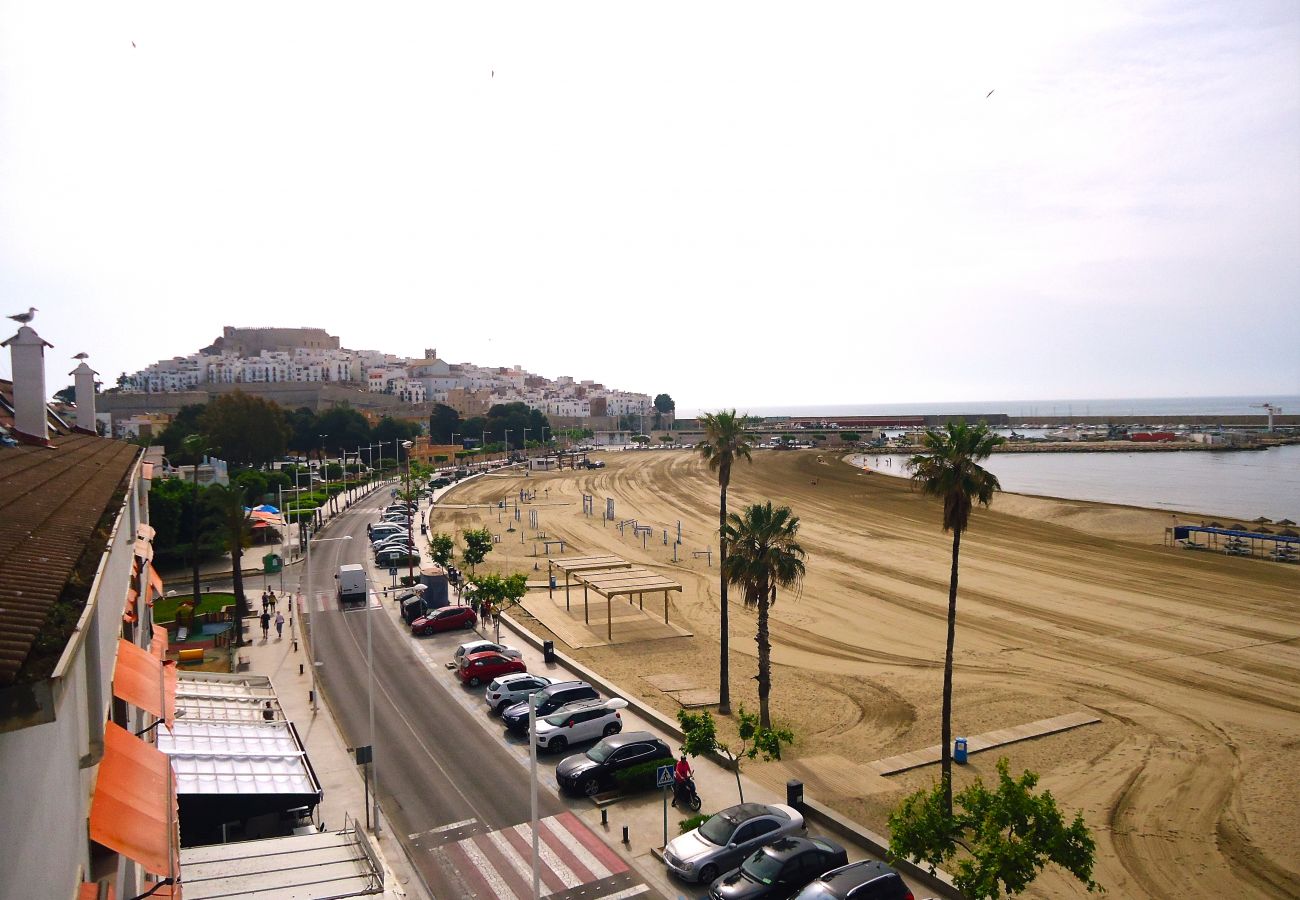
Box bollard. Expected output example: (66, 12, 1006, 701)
(292, 639, 298, 653)
(621, 825, 629, 845)
(601, 808, 608, 827)
(299, 663, 304, 675)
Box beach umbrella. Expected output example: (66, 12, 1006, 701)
(1253, 516, 1272, 524)
(1229, 524, 1247, 532)
(253, 503, 280, 514)
(1256, 526, 1274, 534)
(1280, 528, 1299, 537)
(1277, 518, 1296, 526)
(1208, 521, 1224, 529)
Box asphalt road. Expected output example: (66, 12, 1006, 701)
(304, 492, 662, 900)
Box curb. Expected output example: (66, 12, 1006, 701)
(496, 609, 965, 900)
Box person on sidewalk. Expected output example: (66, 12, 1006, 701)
(268, 589, 277, 612)
(275, 611, 285, 639)
(260, 610, 271, 640)
(672, 751, 694, 808)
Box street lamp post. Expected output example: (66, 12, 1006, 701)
(530, 697, 628, 898)
(364, 567, 380, 834)
(402, 439, 415, 584)
(482, 431, 488, 468)
(303, 534, 352, 712)
(504, 430, 512, 463)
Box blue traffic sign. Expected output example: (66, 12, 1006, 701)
(656, 765, 674, 789)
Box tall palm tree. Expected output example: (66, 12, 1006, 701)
(182, 434, 209, 610)
(696, 410, 753, 715)
(722, 502, 806, 730)
(908, 420, 1003, 815)
(209, 483, 254, 647)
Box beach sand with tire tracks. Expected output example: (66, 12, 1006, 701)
(430, 449, 1300, 899)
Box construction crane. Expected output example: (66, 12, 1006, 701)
(1251, 402, 1281, 432)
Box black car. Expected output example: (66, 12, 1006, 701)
(502, 681, 599, 734)
(709, 836, 848, 900)
(791, 861, 914, 900)
(555, 731, 672, 797)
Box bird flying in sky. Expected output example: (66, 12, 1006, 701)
(7, 307, 37, 324)
(73, 352, 90, 360)
(986, 89, 995, 98)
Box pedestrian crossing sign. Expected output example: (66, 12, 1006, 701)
(656, 765, 674, 789)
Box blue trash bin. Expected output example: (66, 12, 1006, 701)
(954, 737, 968, 764)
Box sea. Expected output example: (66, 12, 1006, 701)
(680, 396, 1300, 521)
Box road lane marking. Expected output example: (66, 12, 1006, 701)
(595, 886, 650, 899)
(456, 832, 520, 899)
(408, 817, 477, 839)
(514, 821, 581, 890)
(542, 815, 608, 880)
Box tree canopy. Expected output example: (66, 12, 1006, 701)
(429, 403, 462, 444)
(201, 392, 289, 468)
(462, 402, 549, 446)
(653, 393, 675, 413)
(889, 758, 1101, 899)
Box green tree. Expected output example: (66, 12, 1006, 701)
(159, 403, 210, 462)
(201, 391, 289, 468)
(286, 406, 319, 456)
(677, 707, 793, 804)
(889, 758, 1101, 899)
(53, 384, 77, 404)
(429, 404, 462, 444)
(206, 483, 254, 646)
(374, 415, 421, 445)
(908, 420, 1004, 814)
(462, 527, 494, 572)
(696, 410, 754, 715)
(232, 469, 270, 505)
(722, 502, 806, 730)
(840, 431, 861, 442)
(428, 532, 455, 566)
(654, 393, 675, 413)
(182, 434, 211, 605)
(318, 405, 372, 453)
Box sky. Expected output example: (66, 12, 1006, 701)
(1, 1, 1297, 410)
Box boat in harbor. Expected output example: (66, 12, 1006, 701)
(1044, 425, 1108, 441)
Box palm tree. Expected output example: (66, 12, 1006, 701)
(208, 483, 254, 647)
(696, 410, 754, 715)
(908, 420, 1003, 815)
(182, 434, 209, 611)
(722, 502, 806, 730)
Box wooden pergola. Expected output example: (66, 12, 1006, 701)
(574, 567, 683, 641)
(548, 555, 632, 610)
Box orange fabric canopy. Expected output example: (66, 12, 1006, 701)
(123, 587, 139, 625)
(77, 882, 116, 900)
(113, 639, 177, 728)
(89, 722, 178, 879)
(147, 563, 165, 602)
(151, 624, 169, 660)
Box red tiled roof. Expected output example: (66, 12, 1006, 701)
(0, 428, 139, 685)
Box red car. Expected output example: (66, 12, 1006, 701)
(410, 605, 477, 636)
(458, 651, 526, 686)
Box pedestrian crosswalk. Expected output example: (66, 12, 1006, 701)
(427, 811, 649, 899)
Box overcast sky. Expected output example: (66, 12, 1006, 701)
(2, 1, 1297, 410)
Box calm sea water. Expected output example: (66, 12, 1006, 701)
(681, 395, 1300, 420)
(858, 444, 1300, 521)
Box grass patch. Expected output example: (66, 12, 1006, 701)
(154, 591, 238, 623)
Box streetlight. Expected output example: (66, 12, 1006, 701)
(363, 566, 380, 835)
(530, 697, 628, 898)
(482, 431, 488, 468)
(450, 433, 460, 472)
(402, 439, 415, 584)
(522, 427, 531, 461)
(504, 430, 512, 463)
(303, 533, 352, 712)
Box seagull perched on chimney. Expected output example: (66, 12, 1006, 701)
(73, 352, 90, 360)
(7, 306, 37, 324)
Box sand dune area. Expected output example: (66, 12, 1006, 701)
(429, 449, 1300, 899)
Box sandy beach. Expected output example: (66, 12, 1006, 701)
(429, 449, 1300, 899)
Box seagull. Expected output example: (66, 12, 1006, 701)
(986, 89, 995, 98)
(7, 307, 37, 324)
(132, 41, 136, 48)
(73, 352, 90, 360)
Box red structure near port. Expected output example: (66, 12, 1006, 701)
(1130, 431, 1177, 442)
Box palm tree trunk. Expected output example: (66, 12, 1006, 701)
(757, 576, 771, 730)
(232, 541, 246, 647)
(718, 474, 731, 715)
(190, 469, 201, 611)
(941, 527, 962, 816)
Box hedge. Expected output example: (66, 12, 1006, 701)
(613, 756, 675, 793)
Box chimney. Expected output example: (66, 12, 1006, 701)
(2, 325, 53, 444)
(71, 359, 99, 433)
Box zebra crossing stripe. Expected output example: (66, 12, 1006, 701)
(473, 831, 532, 899)
(497, 823, 568, 896)
(554, 811, 630, 875)
(596, 886, 650, 900)
(513, 822, 581, 890)
(431, 844, 503, 900)
(453, 830, 519, 899)
(540, 815, 604, 880)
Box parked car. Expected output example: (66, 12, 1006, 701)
(790, 861, 915, 900)
(502, 681, 600, 734)
(663, 803, 805, 884)
(555, 731, 672, 797)
(457, 651, 526, 686)
(454, 640, 522, 667)
(534, 698, 622, 753)
(373, 537, 417, 554)
(585, 459, 606, 469)
(410, 605, 477, 635)
(485, 673, 554, 714)
(369, 526, 407, 543)
(376, 549, 419, 567)
(708, 836, 848, 900)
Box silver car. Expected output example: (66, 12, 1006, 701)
(663, 802, 804, 884)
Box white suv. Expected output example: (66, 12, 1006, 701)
(485, 673, 554, 714)
(534, 699, 621, 753)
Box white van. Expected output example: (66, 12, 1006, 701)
(336, 564, 367, 605)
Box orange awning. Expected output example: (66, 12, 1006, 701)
(147, 564, 165, 602)
(112, 639, 177, 728)
(89, 722, 178, 879)
(142, 881, 180, 899)
(77, 882, 115, 900)
(124, 587, 139, 625)
(151, 624, 169, 660)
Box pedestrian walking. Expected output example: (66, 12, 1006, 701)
(275, 611, 285, 639)
(260, 610, 271, 640)
(268, 590, 277, 613)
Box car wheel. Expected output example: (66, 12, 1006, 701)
(463, 618, 475, 629)
(602, 722, 620, 737)
(468, 676, 482, 687)
(697, 863, 717, 884)
(420, 626, 433, 636)
(495, 700, 510, 716)
(582, 778, 600, 797)
(549, 736, 567, 753)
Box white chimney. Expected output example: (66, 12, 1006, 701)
(71, 360, 99, 433)
(2, 325, 53, 443)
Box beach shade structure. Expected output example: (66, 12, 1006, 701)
(1277, 519, 1297, 527)
(1253, 516, 1273, 524)
(252, 503, 280, 514)
(1208, 521, 1224, 529)
(1256, 526, 1274, 534)
(1230, 524, 1247, 532)
(1280, 528, 1299, 537)
(548, 555, 632, 611)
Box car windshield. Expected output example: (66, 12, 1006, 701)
(586, 740, 613, 763)
(740, 849, 783, 885)
(542, 711, 571, 727)
(697, 812, 738, 846)
(791, 886, 835, 900)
